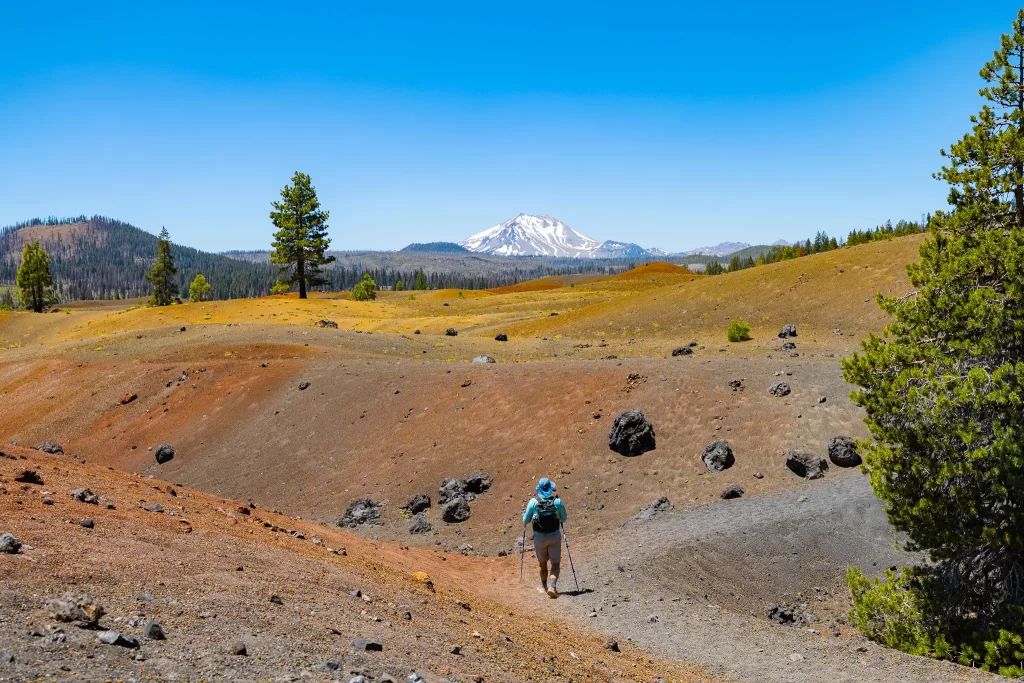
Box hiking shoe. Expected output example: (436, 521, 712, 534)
(546, 580, 559, 599)
(537, 584, 547, 595)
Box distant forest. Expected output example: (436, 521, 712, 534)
(0, 216, 640, 303)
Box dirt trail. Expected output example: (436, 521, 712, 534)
(528, 474, 999, 682)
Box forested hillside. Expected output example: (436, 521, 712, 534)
(0, 217, 281, 301)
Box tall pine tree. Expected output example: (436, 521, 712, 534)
(146, 227, 178, 306)
(16, 241, 56, 312)
(269, 172, 335, 299)
(939, 8, 1024, 225)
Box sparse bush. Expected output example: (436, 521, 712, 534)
(726, 319, 751, 342)
(351, 273, 377, 301)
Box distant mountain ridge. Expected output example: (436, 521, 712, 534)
(459, 214, 653, 258)
(399, 242, 470, 253)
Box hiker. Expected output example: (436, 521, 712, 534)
(523, 477, 567, 598)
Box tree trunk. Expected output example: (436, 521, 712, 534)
(298, 257, 307, 299)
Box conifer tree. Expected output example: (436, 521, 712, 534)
(270, 172, 335, 299)
(16, 241, 56, 312)
(842, 10, 1024, 671)
(146, 227, 178, 306)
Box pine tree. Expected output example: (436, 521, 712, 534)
(16, 241, 56, 312)
(939, 9, 1024, 226)
(414, 270, 428, 290)
(189, 273, 211, 302)
(270, 172, 335, 299)
(351, 273, 377, 301)
(842, 10, 1024, 671)
(146, 227, 178, 306)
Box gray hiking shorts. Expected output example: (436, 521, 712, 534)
(533, 532, 562, 565)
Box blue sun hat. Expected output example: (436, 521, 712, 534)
(536, 477, 556, 500)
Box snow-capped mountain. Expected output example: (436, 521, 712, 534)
(459, 214, 649, 258)
(683, 241, 752, 257)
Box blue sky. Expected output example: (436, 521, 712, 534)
(2, 1, 1021, 252)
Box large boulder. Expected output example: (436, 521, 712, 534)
(464, 471, 492, 495)
(154, 444, 175, 464)
(442, 498, 471, 523)
(0, 533, 22, 554)
(47, 592, 105, 628)
(409, 514, 432, 535)
(720, 484, 744, 500)
(778, 323, 798, 338)
(786, 450, 828, 479)
(71, 488, 99, 504)
(702, 440, 735, 473)
(401, 493, 431, 515)
(339, 498, 384, 528)
(438, 478, 468, 504)
(769, 382, 791, 397)
(39, 442, 64, 455)
(608, 409, 656, 457)
(828, 436, 862, 467)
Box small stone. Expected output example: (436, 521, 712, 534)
(450, 645, 462, 655)
(495, 333, 508, 341)
(143, 620, 165, 640)
(769, 382, 791, 397)
(152, 504, 164, 513)
(349, 589, 362, 598)
(42, 497, 54, 505)
(671, 346, 693, 356)
(647, 614, 660, 623)
(445, 328, 458, 336)
(298, 381, 311, 391)
(471, 355, 496, 364)
(353, 639, 383, 651)
(787, 653, 805, 662)
(98, 631, 140, 648)
(80, 519, 94, 529)
(71, 488, 98, 504)
(38, 442, 64, 455)
(269, 595, 283, 605)
(603, 638, 620, 651)
(137, 592, 154, 601)
(229, 641, 247, 656)
(720, 484, 744, 500)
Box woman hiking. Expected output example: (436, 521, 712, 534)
(523, 477, 567, 598)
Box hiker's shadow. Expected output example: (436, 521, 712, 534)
(560, 588, 594, 597)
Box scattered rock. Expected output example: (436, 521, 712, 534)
(495, 333, 508, 341)
(445, 328, 458, 337)
(298, 381, 311, 391)
(315, 319, 338, 329)
(152, 504, 164, 513)
(671, 346, 693, 357)
(767, 604, 806, 626)
(828, 436, 862, 467)
(269, 595, 283, 605)
(450, 645, 462, 655)
(154, 444, 175, 464)
(769, 381, 791, 397)
(608, 409, 656, 457)
(442, 498, 471, 523)
(701, 440, 735, 472)
(80, 519, 94, 529)
(98, 631, 140, 648)
(0, 651, 14, 665)
(728, 379, 743, 391)
(14, 469, 43, 485)
(71, 488, 99, 504)
(778, 323, 798, 338)
(786, 450, 829, 479)
(781, 341, 796, 350)
(647, 614, 660, 623)
(229, 641, 247, 656)
(353, 640, 383, 652)
(47, 592, 105, 627)
(472, 355, 495, 364)
(720, 484, 744, 500)
(688, 340, 698, 347)
(413, 329, 421, 334)
(38, 442, 64, 455)
(401, 493, 431, 514)
(0, 533, 22, 554)
(753, 472, 764, 479)
(603, 638, 620, 652)
(409, 514, 432, 535)
(817, 396, 827, 403)
(339, 498, 384, 527)
(633, 497, 672, 522)
(120, 392, 138, 405)
(438, 478, 467, 504)
(464, 471, 492, 494)
(143, 620, 166, 640)
(42, 497, 54, 505)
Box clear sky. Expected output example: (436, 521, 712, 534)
(2, 1, 1022, 253)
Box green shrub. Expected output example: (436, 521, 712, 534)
(351, 273, 377, 301)
(847, 567, 1024, 676)
(270, 279, 291, 295)
(726, 319, 751, 342)
(394, 280, 404, 291)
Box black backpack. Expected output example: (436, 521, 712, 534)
(532, 497, 561, 534)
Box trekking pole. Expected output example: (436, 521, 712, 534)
(519, 527, 526, 580)
(560, 522, 580, 592)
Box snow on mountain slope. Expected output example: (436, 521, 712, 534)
(683, 241, 752, 257)
(459, 214, 604, 257)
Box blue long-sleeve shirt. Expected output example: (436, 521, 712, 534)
(523, 497, 567, 536)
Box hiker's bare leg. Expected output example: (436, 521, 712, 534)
(539, 561, 549, 589)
